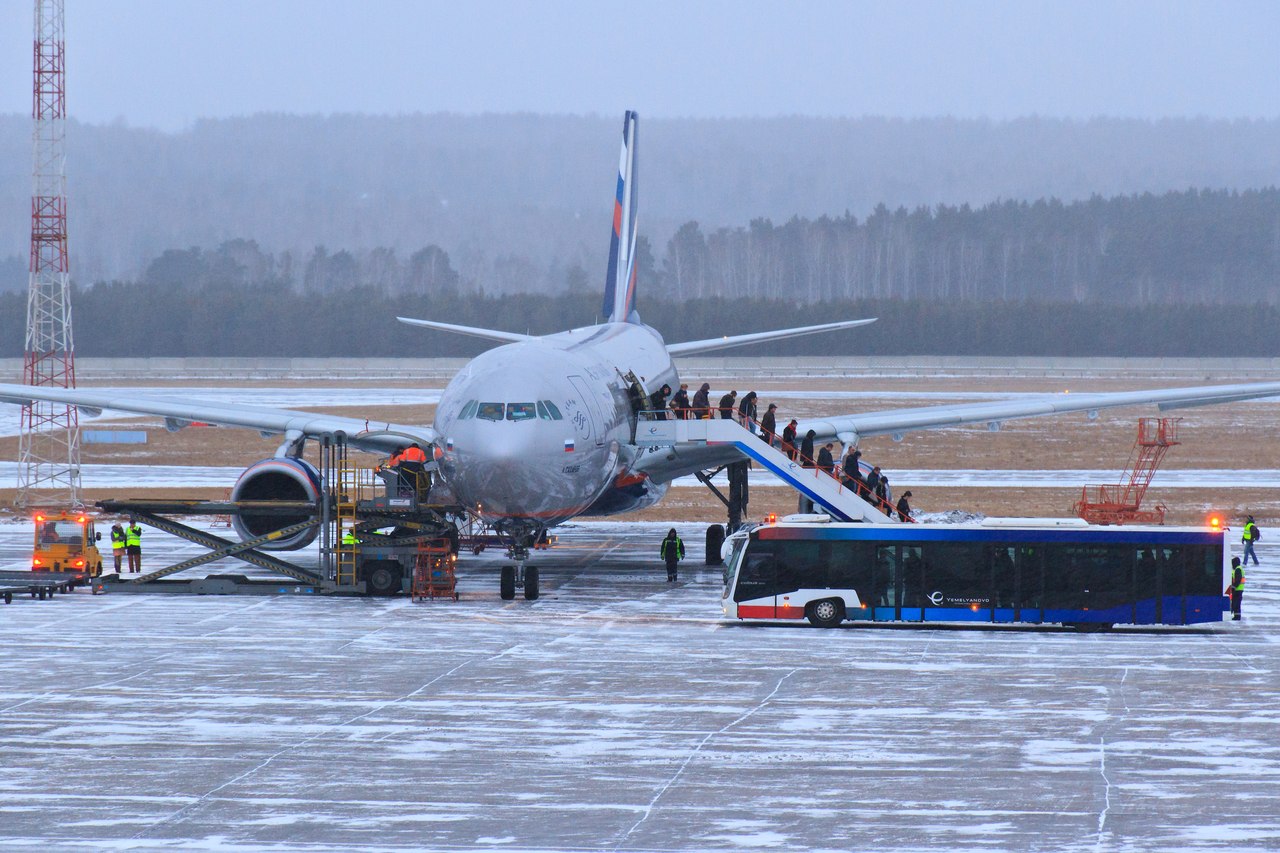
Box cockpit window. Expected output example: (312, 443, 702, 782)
(476, 402, 505, 421)
(506, 402, 537, 421)
(536, 401, 553, 420)
(542, 400, 564, 420)
(457, 400, 478, 420)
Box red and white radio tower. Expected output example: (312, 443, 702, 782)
(17, 0, 81, 508)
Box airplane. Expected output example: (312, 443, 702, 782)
(5, 109, 1280, 599)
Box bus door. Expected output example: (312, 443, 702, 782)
(1016, 545, 1044, 624)
(991, 545, 1016, 622)
(873, 544, 924, 621)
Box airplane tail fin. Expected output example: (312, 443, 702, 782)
(602, 110, 640, 324)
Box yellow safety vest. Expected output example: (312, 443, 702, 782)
(1243, 522, 1257, 541)
(110, 529, 127, 549)
(125, 526, 142, 547)
(341, 531, 359, 546)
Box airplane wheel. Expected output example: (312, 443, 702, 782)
(500, 566, 516, 600)
(524, 567, 539, 601)
(807, 598, 844, 628)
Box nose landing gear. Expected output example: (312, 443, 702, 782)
(499, 534, 541, 601)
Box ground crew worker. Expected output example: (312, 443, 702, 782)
(1241, 515, 1260, 566)
(125, 519, 143, 573)
(660, 528, 684, 582)
(109, 523, 127, 573)
(341, 529, 360, 547)
(1227, 556, 1244, 620)
(399, 442, 431, 496)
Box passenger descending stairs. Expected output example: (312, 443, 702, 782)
(635, 418, 897, 523)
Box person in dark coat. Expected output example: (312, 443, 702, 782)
(781, 419, 799, 460)
(718, 390, 738, 419)
(864, 465, 881, 498)
(896, 490, 914, 522)
(842, 448, 862, 492)
(817, 442, 836, 475)
(759, 403, 778, 445)
(660, 528, 685, 582)
(691, 382, 711, 419)
(650, 384, 671, 419)
(875, 471, 889, 507)
(737, 391, 758, 431)
(671, 384, 691, 419)
(800, 429, 817, 468)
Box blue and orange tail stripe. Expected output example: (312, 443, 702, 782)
(602, 111, 639, 323)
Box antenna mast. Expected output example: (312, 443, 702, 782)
(17, 0, 81, 508)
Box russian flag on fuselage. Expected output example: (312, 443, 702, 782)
(602, 110, 639, 324)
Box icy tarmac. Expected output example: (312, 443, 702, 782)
(1, 523, 1278, 852)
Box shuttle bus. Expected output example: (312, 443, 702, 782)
(721, 517, 1228, 630)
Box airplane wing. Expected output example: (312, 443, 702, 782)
(0, 383, 436, 453)
(633, 380, 1280, 484)
(666, 318, 876, 356)
(396, 316, 535, 344)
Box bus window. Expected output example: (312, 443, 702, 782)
(1184, 546, 1219, 597)
(733, 542, 779, 603)
(921, 542, 990, 610)
(774, 540, 824, 593)
(828, 541, 874, 616)
(722, 535, 749, 594)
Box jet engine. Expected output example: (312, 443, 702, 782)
(230, 457, 323, 550)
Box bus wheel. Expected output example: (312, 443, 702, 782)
(807, 599, 844, 628)
(500, 566, 516, 600)
(523, 567, 539, 600)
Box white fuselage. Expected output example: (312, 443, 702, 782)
(432, 322, 679, 530)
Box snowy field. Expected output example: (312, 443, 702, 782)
(1, 521, 1278, 851)
(2, 461, 1277, 492)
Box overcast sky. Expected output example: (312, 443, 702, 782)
(1, 0, 1277, 130)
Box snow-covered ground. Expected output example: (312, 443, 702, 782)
(2, 461, 1275, 491)
(0, 520, 1276, 851)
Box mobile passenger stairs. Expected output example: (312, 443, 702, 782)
(90, 437, 466, 597)
(635, 414, 906, 538)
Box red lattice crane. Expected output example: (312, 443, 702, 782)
(17, 0, 81, 508)
(1073, 417, 1182, 525)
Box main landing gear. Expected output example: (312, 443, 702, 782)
(499, 532, 541, 601)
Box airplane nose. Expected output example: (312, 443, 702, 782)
(442, 420, 599, 521)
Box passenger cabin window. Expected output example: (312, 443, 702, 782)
(507, 402, 537, 421)
(476, 402, 504, 421)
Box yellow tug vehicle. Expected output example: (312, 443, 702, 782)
(32, 510, 104, 576)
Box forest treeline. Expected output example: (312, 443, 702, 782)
(3, 113, 1280, 289)
(21, 186, 1279, 307)
(1, 285, 1276, 358)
